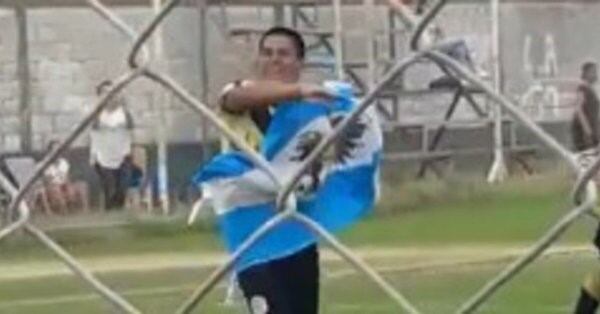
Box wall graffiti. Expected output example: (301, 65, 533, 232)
(519, 33, 574, 121)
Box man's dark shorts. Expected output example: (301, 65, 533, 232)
(237, 244, 319, 314)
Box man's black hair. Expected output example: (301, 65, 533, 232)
(259, 26, 306, 60)
(582, 61, 597, 75)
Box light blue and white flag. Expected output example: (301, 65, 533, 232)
(192, 82, 382, 271)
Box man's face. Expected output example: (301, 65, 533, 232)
(257, 34, 302, 83)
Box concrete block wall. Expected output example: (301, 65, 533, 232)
(0, 7, 210, 153)
(0, 2, 598, 155)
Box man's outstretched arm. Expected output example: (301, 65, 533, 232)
(222, 80, 332, 113)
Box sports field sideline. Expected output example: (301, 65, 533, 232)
(1, 173, 598, 313)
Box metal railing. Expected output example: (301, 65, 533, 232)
(1, 0, 598, 313)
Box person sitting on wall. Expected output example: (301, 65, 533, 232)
(387, 0, 488, 89)
(43, 140, 89, 214)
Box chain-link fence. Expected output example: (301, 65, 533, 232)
(1, 0, 599, 313)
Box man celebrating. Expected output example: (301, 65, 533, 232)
(194, 26, 382, 314)
(215, 27, 330, 314)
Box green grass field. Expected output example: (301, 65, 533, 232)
(1, 172, 599, 313)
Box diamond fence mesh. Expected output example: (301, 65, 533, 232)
(0, 1, 598, 313)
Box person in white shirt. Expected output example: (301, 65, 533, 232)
(90, 80, 134, 210)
